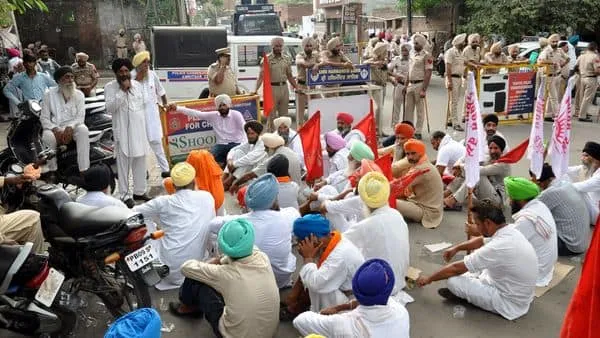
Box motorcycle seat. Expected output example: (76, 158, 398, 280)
(58, 202, 139, 238)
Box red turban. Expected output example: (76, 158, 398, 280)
(403, 139, 426, 156)
(336, 112, 354, 125)
(348, 159, 383, 188)
(394, 123, 415, 138)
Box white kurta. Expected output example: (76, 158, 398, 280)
(131, 70, 166, 142)
(293, 298, 410, 338)
(513, 199, 558, 287)
(344, 206, 414, 305)
(329, 147, 350, 176)
(278, 181, 300, 210)
(322, 169, 350, 194)
(324, 195, 364, 233)
(133, 189, 216, 290)
(76, 191, 128, 208)
(104, 80, 148, 157)
(208, 207, 299, 288)
(287, 129, 306, 170)
(335, 129, 365, 150)
(299, 237, 364, 312)
(568, 165, 600, 222)
(226, 139, 267, 179)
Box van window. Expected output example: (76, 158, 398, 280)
(237, 14, 282, 36)
(237, 45, 299, 67)
(152, 27, 227, 68)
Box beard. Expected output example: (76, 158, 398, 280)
(332, 49, 340, 56)
(248, 137, 258, 145)
(305, 50, 312, 57)
(218, 107, 229, 116)
(117, 74, 130, 84)
(279, 132, 290, 144)
(489, 153, 500, 161)
(511, 200, 522, 214)
(471, 44, 478, 49)
(60, 82, 76, 100)
(408, 158, 418, 164)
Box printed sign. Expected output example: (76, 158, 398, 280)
(306, 64, 371, 86)
(167, 71, 208, 81)
(506, 71, 536, 117)
(161, 95, 259, 164)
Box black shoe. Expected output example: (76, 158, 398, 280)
(415, 133, 422, 140)
(42, 172, 58, 184)
(161, 171, 171, 178)
(579, 117, 593, 123)
(123, 198, 135, 208)
(133, 193, 152, 201)
(168, 302, 203, 318)
(438, 287, 461, 301)
(453, 125, 464, 132)
(446, 122, 453, 127)
(544, 117, 554, 122)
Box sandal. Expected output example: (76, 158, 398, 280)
(279, 306, 298, 322)
(168, 302, 204, 318)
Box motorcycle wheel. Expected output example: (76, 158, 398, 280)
(47, 304, 77, 338)
(98, 261, 152, 319)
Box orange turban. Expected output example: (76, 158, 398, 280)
(187, 150, 225, 211)
(403, 139, 426, 156)
(394, 123, 415, 138)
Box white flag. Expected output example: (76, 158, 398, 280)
(464, 72, 486, 189)
(528, 77, 545, 178)
(549, 78, 575, 179)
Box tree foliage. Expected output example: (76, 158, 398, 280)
(396, 0, 450, 14)
(7, 0, 47, 14)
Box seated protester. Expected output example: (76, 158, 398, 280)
(274, 116, 305, 170)
(444, 135, 510, 210)
(222, 120, 266, 191)
(282, 214, 364, 319)
(380, 120, 414, 149)
(334, 112, 365, 148)
(379, 122, 415, 162)
(267, 154, 300, 210)
(76, 164, 127, 208)
(430, 130, 465, 176)
(531, 164, 590, 255)
(567, 141, 600, 222)
(170, 219, 279, 338)
(393, 140, 443, 228)
(417, 199, 538, 320)
(505, 177, 557, 287)
(209, 174, 298, 288)
(482, 113, 508, 147)
(231, 133, 302, 191)
(324, 131, 349, 177)
(344, 171, 413, 305)
(133, 162, 216, 290)
(294, 259, 410, 338)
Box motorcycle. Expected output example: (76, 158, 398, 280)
(0, 242, 77, 336)
(35, 183, 168, 318)
(84, 88, 112, 134)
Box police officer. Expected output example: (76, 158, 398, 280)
(207, 47, 240, 97)
(389, 43, 411, 128)
(538, 34, 569, 121)
(320, 37, 354, 97)
(444, 33, 467, 131)
(365, 42, 390, 135)
(404, 34, 433, 140)
(255, 37, 298, 129)
(72, 52, 99, 97)
(115, 28, 128, 59)
(295, 37, 320, 126)
(575, 42, 600, 122)
(463, 33, 482, 68)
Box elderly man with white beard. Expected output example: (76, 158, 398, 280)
(274, 116, 305, 170)
(41, 66, 90, 181)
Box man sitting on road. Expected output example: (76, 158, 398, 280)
(323, 131, 349, 177)
(333, 112, 365, 147)
(274, 116, 305, 169)
(567, 141, 600, 222)
(417, 199, 538, 321)
(430, 130, 465, 176)
(482, 113, 508, 147)
(222, 120, 266, 191)
(77, 164, 127, 208)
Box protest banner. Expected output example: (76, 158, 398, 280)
(306, 64, 371, 86)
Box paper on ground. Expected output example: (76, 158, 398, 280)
(425, 242, 453, 253)
(535, 262, 575, 298)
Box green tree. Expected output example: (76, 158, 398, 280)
(397, 0, 449, 13)
(0, 0, 47, 26)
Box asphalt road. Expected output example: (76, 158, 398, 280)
(3, 74, 597, 337)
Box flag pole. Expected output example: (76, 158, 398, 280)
(466, 187, 474, 254)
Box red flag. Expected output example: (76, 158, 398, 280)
(353, 99, 378, 159)
(375, 153, 393, 181)
(262, 53, 274, 118)
(299, 111, 323, 182)
(496, 138, 529, 164)
(388, 168, 431, 209)
(560, 216, 600, 338)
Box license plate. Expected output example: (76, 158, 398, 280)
(125, 244, 157, 272)
(34, 268, 65, 307)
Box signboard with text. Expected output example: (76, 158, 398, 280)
(477, 69, 535, 122)
(506, 71, 536, 117)
(161, 95, 259, 164)
(306, 64, 371, 86)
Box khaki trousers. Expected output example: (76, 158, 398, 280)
(116, 47, 128, 58)
(372, 82, 387, 134)
(449, 176, 502, 205)
(447, 77, 463, 126)
(391, 84, 406, 128)
(577, 77, 598, 118)
(267, 85, 289, 129)
(544, 75, 562, 118)
(295, 84, 310, 126)
(0, 210, 44, 254)
(404, 82, 425, 133)
(395, 199, 424, 223)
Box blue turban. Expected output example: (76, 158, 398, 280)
(104, 308, 161, 338)
(293, 214, 330, 240)
(245, 173, 279, 210)
(352, 259, 395, 306)
(218, 218, 255, 259)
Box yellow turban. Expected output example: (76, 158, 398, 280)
(171, 162, 196, 187)
(327, 37, 342, 51)
(132, 51, 150, 67)
(358, 171, 390, 209)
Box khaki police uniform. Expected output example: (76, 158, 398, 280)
(207, 63, 239, 97)
(483, 52, 509, 74)
(405, 49, 434, 133)
(575, 51, 600, 118)
(538, 46, 564, 118)
(389, 55, 410, 127)
(71, 62, 99, 89)
(320, 50, 352, 96)
(444, 47, 466, 126)
(115, 35, 128, 58)
(261, 52, 293, 125)
(463, 46, 481, 66)
(366, 55, 389, 134)
(559, 49, 571, 96)
(295, 51, 320, 125)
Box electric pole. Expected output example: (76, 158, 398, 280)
(407, 0, 412, 36)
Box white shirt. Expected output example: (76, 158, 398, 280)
(568, 165, 600, 222)
(208, 208, 299, 288)
(133, 189, 216, 290)
(286, 129, 306, 170)
(344, 206, 413, 305)
(513, 199, 558, 286)
(131, 70, 166, 142)
(278, 181, 299, 210)
(436, 134, 466, 173)
(40, 86, 85, 130)
(105, 80, 148, 157)
(227, 139, 266, 168)
(293, 298, 410, 338)
(464, 224, 538, 320)
(76, 191, 128, 208)
(323, 169, 351, 194)
(329, 147, 350, 176)
(334, 129, 366, 149)
(299, 237, 364, 312)
(324, 195, 364, 233)
(177, 106, 246, 145)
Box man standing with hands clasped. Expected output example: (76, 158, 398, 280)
(404, 34, 433, 140)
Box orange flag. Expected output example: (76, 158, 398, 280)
(353, 99, 378, 159)
(560, 216, 600, 338)
(262, 53, 274, 118)
(496, 137, 529, 164)
(375, 153, 393, 180)
(299, 111, 323, 182)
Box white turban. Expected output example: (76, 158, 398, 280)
(539, 37, 549, 49)
(271, 37, 284, 46)
(261, 133, 285, 148)
(468, 33, 480, 44)
(302, 37, 314, 49)
(75, 52, 89, 62)
(273, 116, 292, 129)
(8, 57, 22, 72)
(214, 94, 232, 108)
(412, 34, 427, 47)
(490, 41, 503, 53)
(452, 33, 467, 47)
(373, 42, 388, 57)
(549, 34, 561, 43)
(400, 43, 412, 52)
(327, 37, 342, 51)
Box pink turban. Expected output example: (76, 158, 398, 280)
(325, 131, 346, 151)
